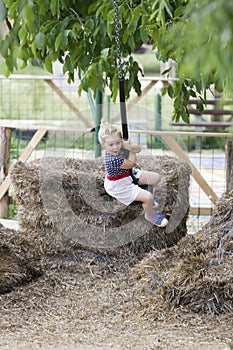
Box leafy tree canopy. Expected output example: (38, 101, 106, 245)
(0, 0, 232, 121)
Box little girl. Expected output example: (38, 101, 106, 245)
(98, 122, 168, 227)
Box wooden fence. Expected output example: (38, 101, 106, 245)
(0, 124, 232, 218)
(0, 75, 232, 220)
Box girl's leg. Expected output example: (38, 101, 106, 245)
(135, 175, 168, 227)
(134, 188, 154, 217)
(138, 170, 161, 186)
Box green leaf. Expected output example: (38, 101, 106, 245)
(50, 0, 60, 17)
(168, 85, 174, 98)
(35, 32, 46, 49)
(122, 31, 129, 44)
(18, 25, 28, 46)
(181, 108, 190, 123)
(7, 2, 17, 19)
(6, 41, 19, 72)
(215, 78, 224, 93)
(141, 14, 149, 26)
(196, 103, 204, 113)
(23, 4, 36, 33)
(31, 40, 37, 56)
(140, 26, 148, 43)
(55, 32, 61, 51)
(47, 32, 56, 47)
(128, 19, 137, 34)
(196, 80, 202, 94)
(133, 77, 141, 97)
(106, 11, 114, 39)
(0, 36, 10, 58)
(128, 35, 135, 50)
(163, 0, 173, 18)
(79, 54, 90, 71)
(101, 48, 109, 59)
(63, 55, 74, 75)
(45, 54, 53, 73)
(86, 17, 95, 32)
(89, 0, 102, 14)
(149, 10, 158, 22)
(161, 67, 171, 76)
(174, 6, 184, 18)
(133, 5, 142, 24)
(111, 73, 119, 102)
(189, 89, 197, 97)
(61, 30, 71, 47)
(20, 46, 29, 64)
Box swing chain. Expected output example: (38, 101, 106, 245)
(113, 0, 123, 80)
(113, 0, 129, 141)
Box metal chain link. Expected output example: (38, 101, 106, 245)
(113, 0, 123, 80)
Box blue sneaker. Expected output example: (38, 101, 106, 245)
(145, 210, 168, 227)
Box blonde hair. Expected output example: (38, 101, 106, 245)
(98, 122, 122, 144)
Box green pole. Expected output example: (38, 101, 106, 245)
(156, 93, 162, 148)
(156, 93, 161, 130)
(94, 90, 102, 158)
(107, 95, 111, 121)
(87, 88, 96, 121)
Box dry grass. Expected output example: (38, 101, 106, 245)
(0, 157, 232, 349)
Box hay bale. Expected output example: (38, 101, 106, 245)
(131, 190, 233, 315)
(0, 224, 41, 294)
(10, 155, 191, 256)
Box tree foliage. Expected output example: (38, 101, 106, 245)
(0, 0, 232, 121)
(157, 0, 233, 120)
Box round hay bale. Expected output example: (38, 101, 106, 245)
(0, 224, 41, 294)
(131, 190, 233, 315)
(10, 155, 191, 256)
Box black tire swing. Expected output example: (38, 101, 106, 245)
(113, 0, 152, 196)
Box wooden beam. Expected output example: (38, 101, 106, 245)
(170, 121, 233, 128)
(226, 140, 233, 192)
(112, 81, 156, 122)
(0, 129, 48, 201)
(44, 79, 92, 128)
(161, 135, 219, 205)
(130, 81, 156, 105)
(189, 207, 213, 216)
(0, 177, 11, 204)
(188, 109, 233, 116)
(0, 127, 12, 217)
(188, 99, 233, 105)
(0, 122, 230, 137)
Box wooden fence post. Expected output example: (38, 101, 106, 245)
(0, 128, 48, 206)
(226, 140, 233, 192)
(0, 127, 12, 218)
(161, 134, 219, 205)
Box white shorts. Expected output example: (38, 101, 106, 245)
(104, 168, 142, 206)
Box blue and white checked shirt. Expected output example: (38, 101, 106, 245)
(104, 150, 129, 177)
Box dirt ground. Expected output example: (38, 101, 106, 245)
(0, 254, 232, 350)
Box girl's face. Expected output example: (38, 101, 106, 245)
(102, 132, 122, 156)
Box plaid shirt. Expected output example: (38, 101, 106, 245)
(104, 150, 129, 177)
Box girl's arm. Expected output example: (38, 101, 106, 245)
(122, 139, 141, 153)
(120, 151, 136, 169)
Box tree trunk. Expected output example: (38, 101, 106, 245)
(226, 140, 233, 192)
(0, 127, 12, 218)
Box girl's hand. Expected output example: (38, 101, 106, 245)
(122, 139, 131, 150)
(122, 139, 141, 153)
